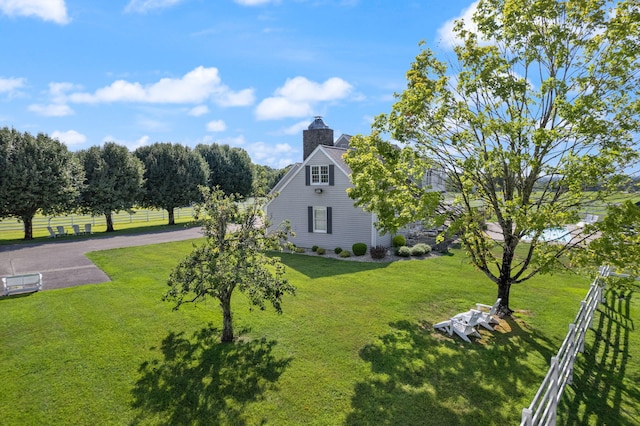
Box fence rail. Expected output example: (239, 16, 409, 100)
(0, 207, 195, 233)
(520, 265, 610, 426)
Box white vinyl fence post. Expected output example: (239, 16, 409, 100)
(521, 407, 532, 426)
(550, 356, 559, 426)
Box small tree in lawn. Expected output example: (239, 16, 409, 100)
(164, 187, 295, 343)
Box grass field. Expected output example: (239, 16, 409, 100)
(1, 240, 637, 425)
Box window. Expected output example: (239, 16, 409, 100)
(308, 206, 332, 234)
(313, 207, 327, 233)
(311, 165, 329, 185)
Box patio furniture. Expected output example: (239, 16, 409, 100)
(434, 309, 483, 342)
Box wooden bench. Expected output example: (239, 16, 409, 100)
(1, 273, 42, 297)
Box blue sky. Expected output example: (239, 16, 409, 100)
(0, 0, 477, 168)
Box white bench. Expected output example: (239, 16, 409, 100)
(1, 273, 42, 297)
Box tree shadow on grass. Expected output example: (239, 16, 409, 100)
(559, 289, 639, 425)
(278, 252, 391, 279)
(346, 317, 558, 425)
(130, 325, 292, 425)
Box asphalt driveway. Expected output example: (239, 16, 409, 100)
(0, 227, 203, 291)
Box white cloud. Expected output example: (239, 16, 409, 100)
(28, 103, 74, 117)
(255, 97, 313, 120)
(124, 0, 184, 14)
(436, 1, 479, 49)
(103, 134, 150, 151)
(66, 66, 255, 106)
(206, 119, 227, 132)
(256, 76, 353, 120)
(0, 0, 69, 24)
(248, 141, 296, 168)
(188, 105, 209, 116)
(280, 120, 311, 135)
(0, 76, 26, 94)
(51, 130, 86, 146)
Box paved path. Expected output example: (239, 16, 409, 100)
(0, 227, 203, 291)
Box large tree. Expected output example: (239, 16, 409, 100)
(135, 143, 209, 225)
(164, 187, 294, 343)
(195, 143, 253, 197)
(345, 0, 640, 315)
(77, 142, 144, 232)
(0, 128, 84, 240)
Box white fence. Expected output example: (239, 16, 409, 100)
(520, 265, 610, 425)
(0, 207, 195, 233)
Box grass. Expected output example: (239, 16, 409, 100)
(0, 242, 638, 425)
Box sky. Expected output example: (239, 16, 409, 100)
(0, 0, 478, 168)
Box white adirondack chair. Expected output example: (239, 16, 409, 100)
(434, 309, 483, 342)
(474, 298, 501, 326)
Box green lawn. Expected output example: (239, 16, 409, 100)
(0, 242, 637, 425)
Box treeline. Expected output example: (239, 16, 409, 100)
(0, 127, 288, 240)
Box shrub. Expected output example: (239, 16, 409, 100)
(317, 247, 326, 255)
(396, 246, 411, 257)
(334, 247, 343, 254)
(410, 243, 432, 256)
(392, 234, 406, 247)
(295, 247, 306, 253)
(414, 243, 432, 254)
(339, 250, 351, 258)
(311, 245, 318, 252)
(370, 245, 387, 259)
(352, 243, 367, 256)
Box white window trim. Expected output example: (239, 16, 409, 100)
(310, 165, 330, 185)
(313, 206, 327, 233)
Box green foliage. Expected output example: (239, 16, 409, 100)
(410, 245, 426, 256)
(572, 201, 640, 281)
(334, 247, 343, 254)
(0, 128, 84, 239)
(411, 243, 432, 256)
(311, 245, 318, 252)
(352, 243, 367, 256)
(135, 143, 209, 225)
(370, 245, 387, 259)
(316, 247, 326, 255)
(338, 250, 351, 258)
(76, 142, 144, 232)
(344, 0, 640, 312)
(396, 246, 411, 257)
(392, 234, 406, 247)
(196, 143, 253, 197)
(164, 187, 294, 342)
(295, 247, 306, 253)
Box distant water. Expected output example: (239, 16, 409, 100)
(523, 227, 572, 244)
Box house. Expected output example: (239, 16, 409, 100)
(266, 117, 447, 251)
(266, 117, 392, 251)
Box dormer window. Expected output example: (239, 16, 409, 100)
(311, 165, 329, 185)
(305, 164, 334, 186)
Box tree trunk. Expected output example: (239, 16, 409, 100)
(105, 212, 114, 232)
(497, 280, 513, 316)
(220, 295, 234, 343)
(22, 215, 33, 240)
(167, 208, 175, 226)
(496, 234, 516, 316)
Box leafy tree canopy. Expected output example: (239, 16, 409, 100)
(135, 142, 209, 225)
(196, 144, 253, 197)
(164, 187, 295, 343)
(77, 142, 144, 232)
(345, 0, 640, 315)
(0, 127, 84, 239)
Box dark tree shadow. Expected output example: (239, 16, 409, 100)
(278, 252, 391, 279)
(346, 317, 558, 425)
(130, 325, 292, 425)
(559, 289, 639, 425)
